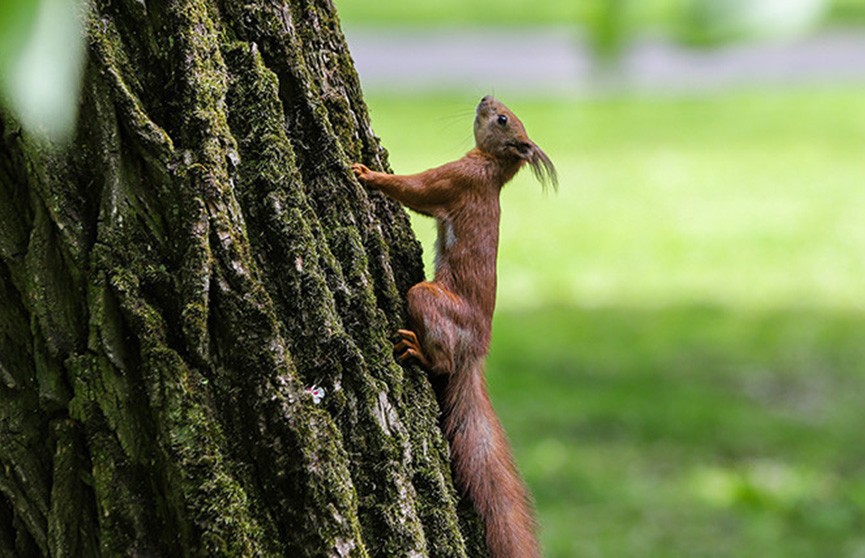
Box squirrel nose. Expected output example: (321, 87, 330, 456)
(480, 95, 492, 104)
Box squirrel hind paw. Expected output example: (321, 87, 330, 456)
(393, 329, 433, 369)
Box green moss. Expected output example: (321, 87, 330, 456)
(118, 302, 269, 555)
(223, 23, 452, 557)
(24, 201, 85, 358)
(47, 419, 98, 557)
(0, 122, 32, 261)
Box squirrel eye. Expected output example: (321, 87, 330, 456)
(497, 114, 508, 126)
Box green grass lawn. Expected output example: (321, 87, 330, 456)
(335, 0, 865, 27)
(364, 89, 865, 556)
(491, 305, 865, 557)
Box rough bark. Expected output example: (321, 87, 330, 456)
(0, 0, 485, 556)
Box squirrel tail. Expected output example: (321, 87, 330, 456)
(442, 358, 540, 558)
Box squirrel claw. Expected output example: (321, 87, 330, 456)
(351, 162, 371, 182)
(394, 329, 432, 369)
(396, 329, 420, 345)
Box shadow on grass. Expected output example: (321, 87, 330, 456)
(487, 304, 865, 558)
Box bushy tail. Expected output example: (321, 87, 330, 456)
(442, 359, 540, 558)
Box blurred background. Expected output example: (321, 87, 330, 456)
(336, 1, 865, 556)
(2, 0, 863, 555)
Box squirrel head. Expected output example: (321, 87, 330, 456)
(474, 95, 558, 189)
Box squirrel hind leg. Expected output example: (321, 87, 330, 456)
(405, 282, 473, 376)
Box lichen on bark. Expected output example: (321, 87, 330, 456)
(0, 0, 485, 556)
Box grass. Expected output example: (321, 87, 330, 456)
(491, 305, 865, 557)
(363, 88, 865, 556)
(335, 0, 865, 27)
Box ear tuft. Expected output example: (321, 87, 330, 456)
(528, 144, 558, 191)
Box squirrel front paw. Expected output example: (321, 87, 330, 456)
(351, 162, 372, 183)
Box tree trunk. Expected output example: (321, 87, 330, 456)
(0, 1, 485, 556)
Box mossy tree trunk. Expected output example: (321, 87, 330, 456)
(0, 0, 485, 556)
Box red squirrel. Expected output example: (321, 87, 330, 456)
(353, 96, 556, 558)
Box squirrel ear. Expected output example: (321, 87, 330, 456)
(527, 143, 558, 191)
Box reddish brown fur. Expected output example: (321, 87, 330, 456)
(353, 96, 555, 558)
